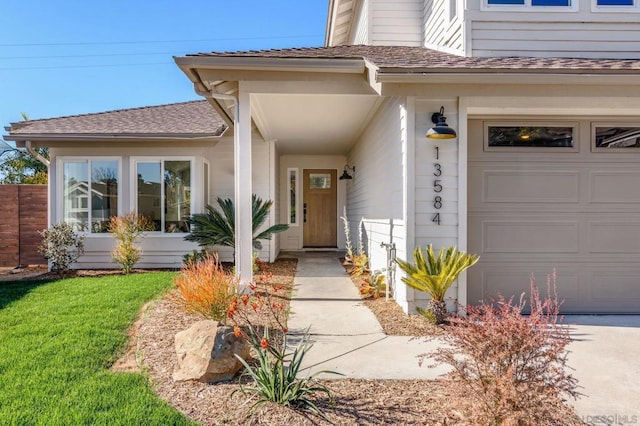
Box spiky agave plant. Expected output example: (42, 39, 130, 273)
(395, 245, 479, 324)
(185, 194, 288, 259)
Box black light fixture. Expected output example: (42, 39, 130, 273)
(339, 165, 355, 180)
(426, 106, 457, 139)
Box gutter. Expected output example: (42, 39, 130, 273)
(174, 56, 365, 75)
(25, 140, 49, 167)
(376, 71, 640, 85)
(5, 134, 224, 143)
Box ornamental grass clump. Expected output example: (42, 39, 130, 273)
(227, 273, 340, 418)
(431, 272, 580, 424)
(172, 254, 238, 323)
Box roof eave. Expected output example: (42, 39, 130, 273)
(4, 132, 227, 143)
(174, 55, 365, 75)
(376, 70, 640, 85)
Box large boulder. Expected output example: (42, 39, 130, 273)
(173, 320, 250, 383)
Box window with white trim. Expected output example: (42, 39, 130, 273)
(134, 158, 192, 233)
(61, 158, 120, 233)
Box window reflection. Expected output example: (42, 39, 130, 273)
(137, 162, 162, 231)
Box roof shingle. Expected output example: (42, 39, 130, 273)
(186, 45, 640, 72)
(8, 100, 226, 138)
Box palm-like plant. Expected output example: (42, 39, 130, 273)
(185, 195, 288, 258)
(395, 245, 479, 324)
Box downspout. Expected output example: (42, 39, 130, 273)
(25, 140, 50, 167)
(200, 88, 252, 290)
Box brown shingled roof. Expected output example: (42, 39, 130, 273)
(7, 100, 226, 139)
(186, 45, 640, 72)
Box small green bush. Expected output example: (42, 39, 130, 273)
(38, 222, 85, 274)
(108, 213, 155, 274)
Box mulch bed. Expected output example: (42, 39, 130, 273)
(5, 259, 583, 424)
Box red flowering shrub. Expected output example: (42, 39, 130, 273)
(431, 272, 580, 424)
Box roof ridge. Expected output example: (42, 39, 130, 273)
(17, 99, 208, 125)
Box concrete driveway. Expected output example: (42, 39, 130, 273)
(563, 316, 640, 423)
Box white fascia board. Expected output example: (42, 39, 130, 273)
(376, 72, 640, 85)
(174, 56, 365, 75)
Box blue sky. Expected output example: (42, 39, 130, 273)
(0, 1, 327, 138)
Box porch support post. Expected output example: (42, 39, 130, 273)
(235, 90, 253, 289)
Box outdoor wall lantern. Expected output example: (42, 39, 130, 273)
(339, 165, 356, 180)
(426, 106, 457, 139)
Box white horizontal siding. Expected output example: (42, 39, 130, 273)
(469, 18, 640, 59)
(346, 98, 404, 233)
(349, 0, 369, 44)
(413, 99, 460, 308)
(362, 218, 406, 300)
(371, 0, 423, 46)
(347, 97, 407, 302)
(423, 0, 465, 54)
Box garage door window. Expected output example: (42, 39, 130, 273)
(594, 125, 640, 150)
(486, 125, 575, 149)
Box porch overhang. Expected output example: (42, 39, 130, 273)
(175, 54, 384, 155)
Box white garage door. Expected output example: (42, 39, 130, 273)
(468, 119, 640, 313)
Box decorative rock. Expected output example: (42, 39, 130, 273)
(173, 320, 250, 383)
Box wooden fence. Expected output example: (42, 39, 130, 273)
(0, 185, 47, 267)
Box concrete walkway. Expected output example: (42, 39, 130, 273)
(285, 252, 640, 420)
(286, 251, 449, 380)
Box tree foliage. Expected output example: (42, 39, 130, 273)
(0, 147, 49, 184)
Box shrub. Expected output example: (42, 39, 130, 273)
(430, 273, 580, 424)
(349, 253, 369, 277)
(182, 248, 210, 266)
(228, 274, 339, 418)
(38, 222, 85, 275)
(172, 255, 238, 323)
(395, 245, 479, 324)
(359, 270, 387, 299)
(185, 194, 289, 260)
(108, 213, 155, 274)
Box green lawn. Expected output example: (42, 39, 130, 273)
(0, 272, 195, 426)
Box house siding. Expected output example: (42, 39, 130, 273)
(413, 98, 460, 309)
(466, 0, 640, 59)
(49, 136, 272, 269)
(370, 0, 423, 46)
(349, 0, 370, 44)
(347, 97, 406, 303)
(423, 0, 465, 55)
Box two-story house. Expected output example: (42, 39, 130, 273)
(7, 0, 640, 314)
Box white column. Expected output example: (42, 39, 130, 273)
(235, 90, 253, 288)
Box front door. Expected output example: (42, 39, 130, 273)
(303, 169, 337, 247)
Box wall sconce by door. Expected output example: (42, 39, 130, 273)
(426, 106, 457, 139)
(339, 165, 356, 180)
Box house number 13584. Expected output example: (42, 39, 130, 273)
(432, 146, 442, 225)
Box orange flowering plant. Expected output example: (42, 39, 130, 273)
(228, 268, 339, 417)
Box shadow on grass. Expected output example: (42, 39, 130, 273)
(0, 278, 57, 310)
